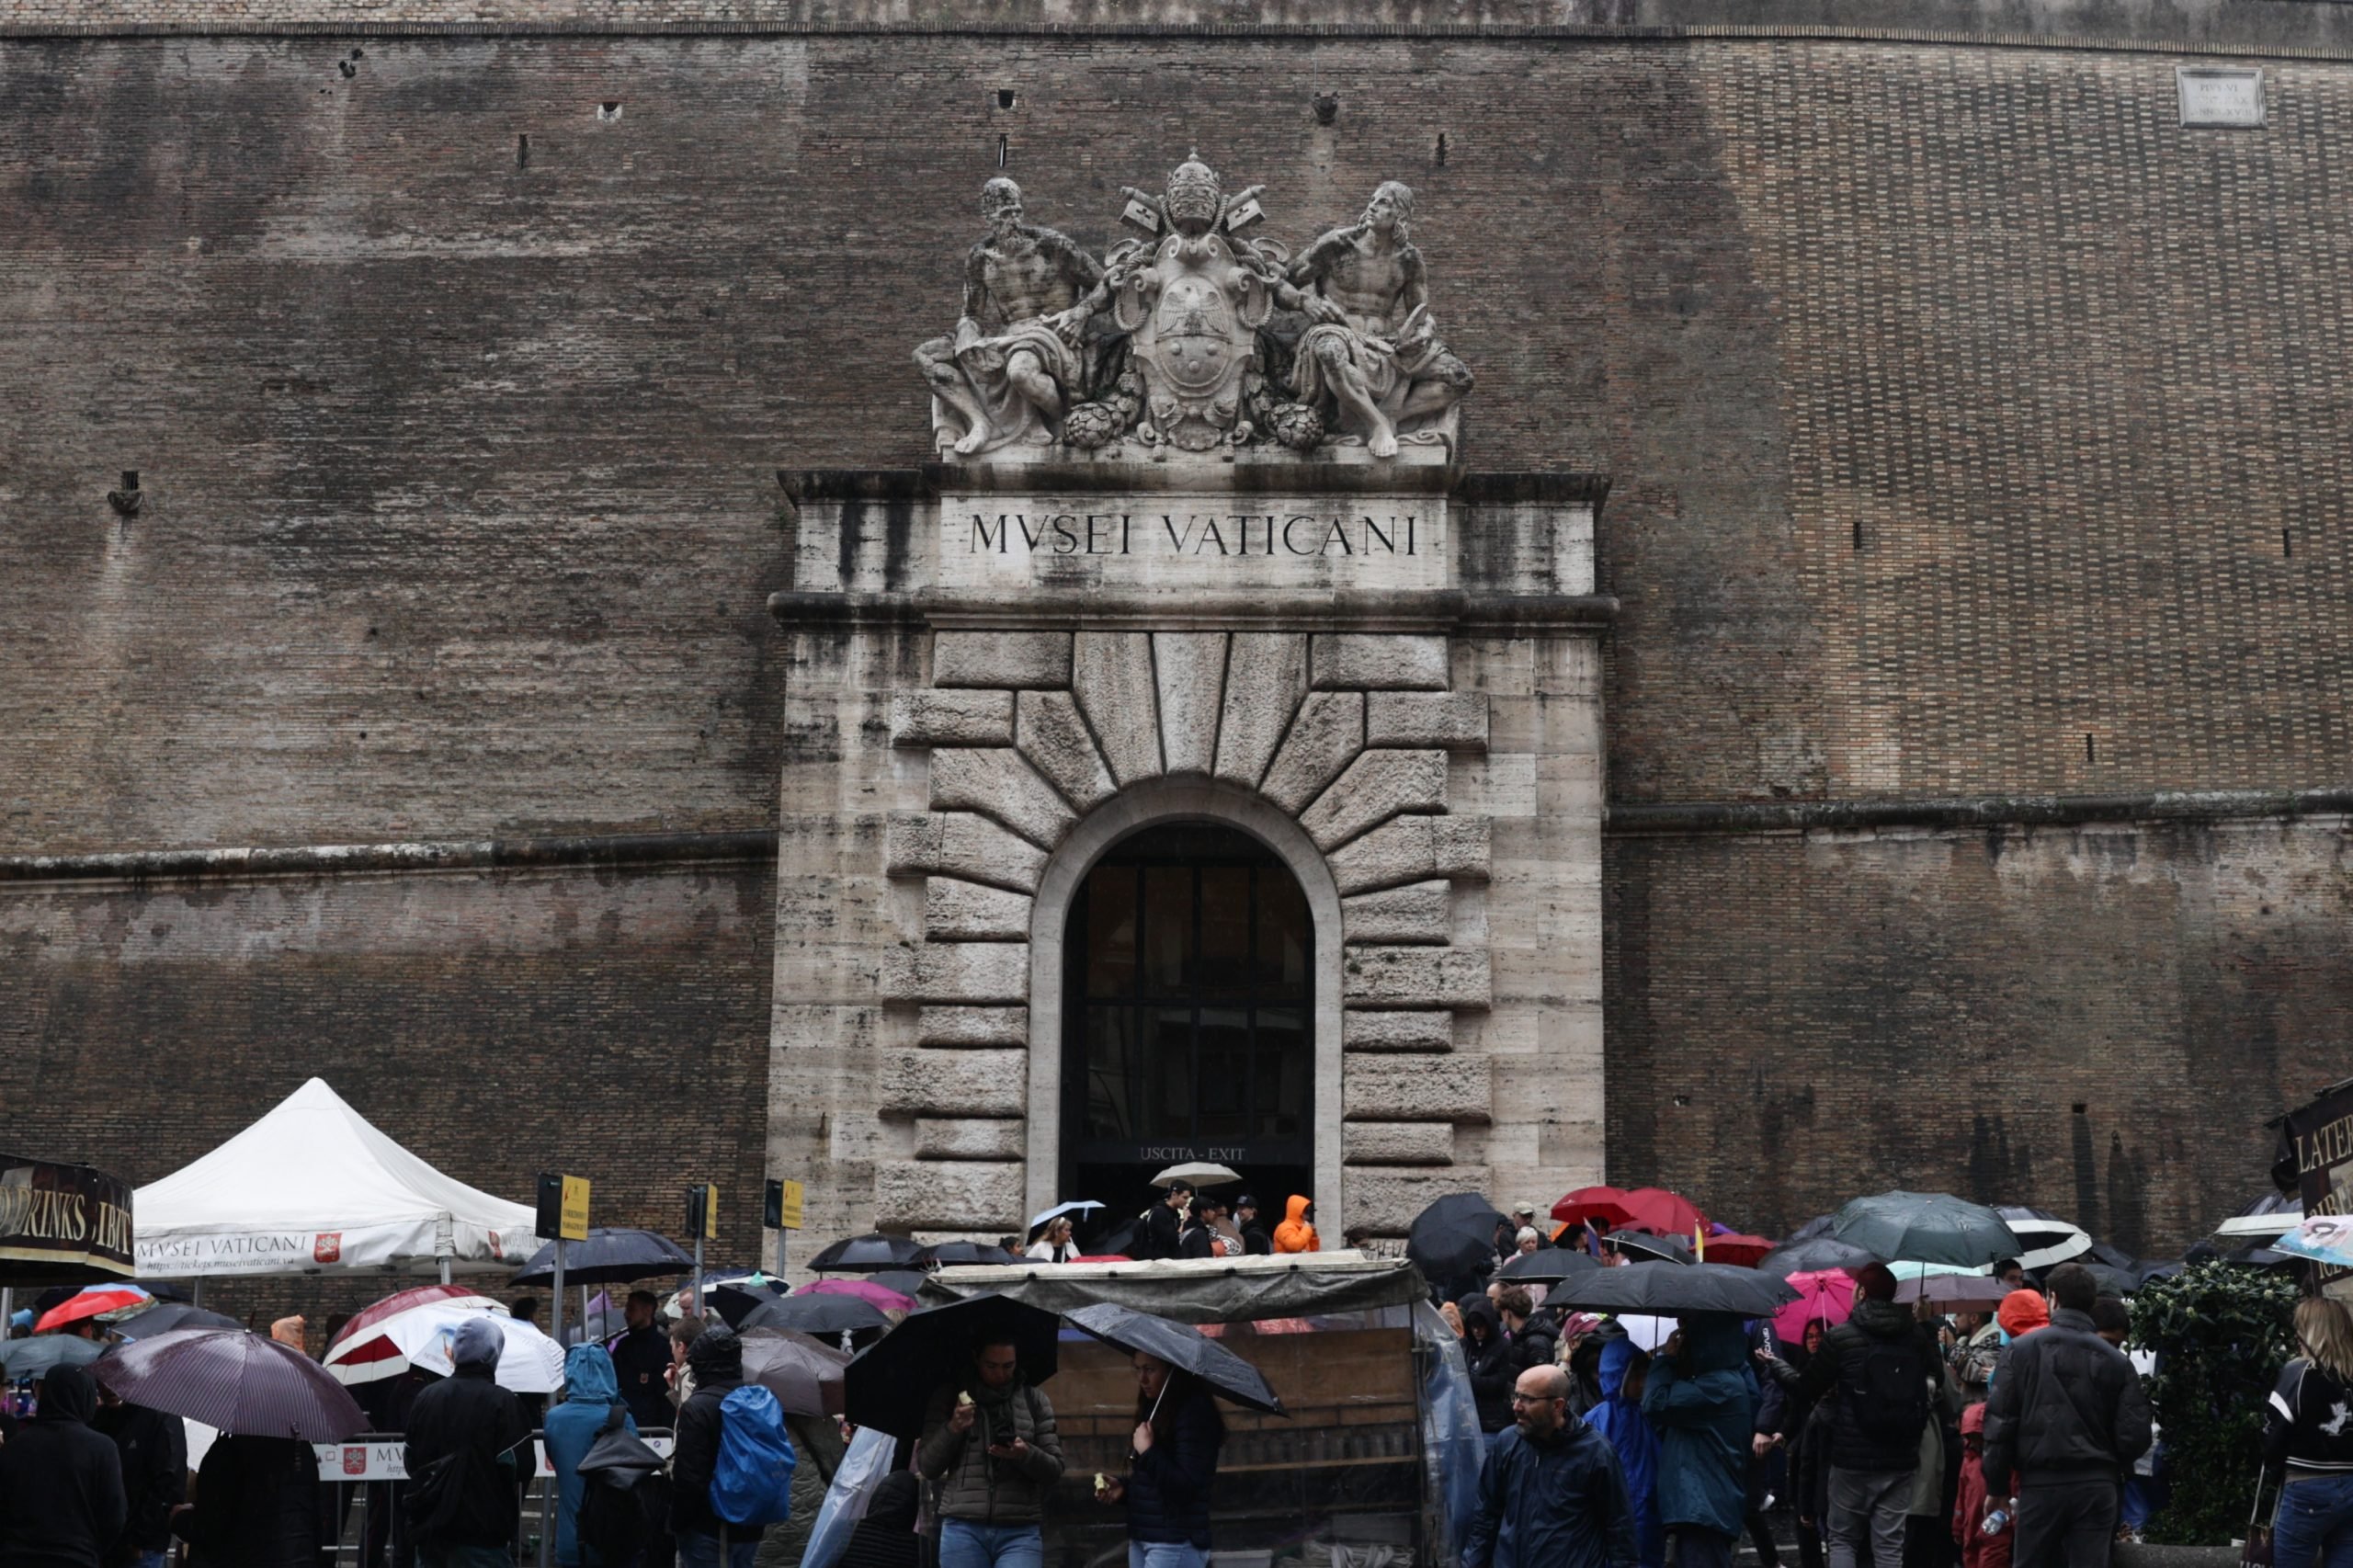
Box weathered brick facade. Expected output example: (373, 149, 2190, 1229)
(2, 4, 2347, 1258)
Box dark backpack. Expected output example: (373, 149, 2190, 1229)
(1843, 1329, 1933, 1449)
(576, 1403, 672, 1563)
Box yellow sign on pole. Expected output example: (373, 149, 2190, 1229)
(775, 1178, 805, 1231)
(701, 1185, 720, 1240)
(559, 1175, 592, 1242)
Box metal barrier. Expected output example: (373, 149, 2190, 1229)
(313, 1428, 676, 1568)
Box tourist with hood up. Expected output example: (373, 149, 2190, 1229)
(544, 1343, 637, 1568)
(1952, 1403, 2011, 1568)
(1464, 1366, 1637, 1568)
(917, 1335, 1065, 1568)
(1763, 1264, 1943, 1568)
(404, 1316, 532, 1567)
(1585, 1337, 1664, 1568)
(0, 1365, 126, 1568)
(1461, 1297, 1519, 1436)
(674, 1326, 774, 1568)
(91, 1382, 183, 1568)
(1643, 1314, 1759, 1568)
(1272, 1196, 1319, 1255)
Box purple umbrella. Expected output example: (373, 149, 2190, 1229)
(93, 1327, 367, 1440)
(797, 1278, 915, 1313)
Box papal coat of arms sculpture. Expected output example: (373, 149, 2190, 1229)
(915, 154, 1473, 463)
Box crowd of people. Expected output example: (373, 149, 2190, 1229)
(1454, 1256, 2353, 1568)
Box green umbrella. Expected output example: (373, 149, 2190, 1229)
(1828, 1191, 2022, 1268)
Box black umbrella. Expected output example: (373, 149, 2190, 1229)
(3, 1335, 104, 1379)
(2076, 1261, 2140, 1297)
(510, 1227, 697, 1288)
(707, 1282, 786, 1330)
(1611, 1231, 1696, 1266)
(1756, 1235, 1879, 1278)
(1545, 1261, 1799, 1318)
(1407, 1194, 1512, 1283)
(843, 1293, 1063, 1439)
(1063, 1302, 1284, 1414)
(1499, 1248, 1601, 1285)
(807, 1234, 928, 1274)
(869, 1270, 929, 1299)
(739, 1293, 892, 1340)
(915, 1242, 1019, 1269)
(113, 1304, 244, 1340)
(93, 1328, 366, 1440)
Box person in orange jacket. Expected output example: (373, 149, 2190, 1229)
(1273, 1195, 1321, 1254)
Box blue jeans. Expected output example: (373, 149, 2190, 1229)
(1131, 1542, 1208, 1568)
(940, 1519, 1044, 1568)
(676, 1530, 758, 1568)
(135, 1554, 168, 1568)
(2276, 1474, 2353, 1568)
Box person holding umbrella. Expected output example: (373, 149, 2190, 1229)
(175, 1424, 326, 1568)
(403, 1317, 533, 1568)
(1025, 1218, 1078, 1264)
(91, 1381, 185, 1568)
(917, 1335, 1066, 1568)
(1142, 1184, 1193, 1263)
(0, 1365, 126, 1568)
(1643, 1315, 1759, 1568)
(1098, 1353, 1224, 1568)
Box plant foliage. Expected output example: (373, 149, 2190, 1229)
(2129, 1261, 2298, 1545)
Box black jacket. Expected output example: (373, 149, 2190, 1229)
(672, 1328, 762, 1542)
(1511, 1321, 1561, 1378)
(1462, 1300, 1518, 1436)
(609, 1324, 676, 1431)
(1142, 1203, 1185, 1262)
(404, 1360, 532, 1547)
(174, 1436, 320, 1568)
(91, 1401, 185, 1555)
(1124, 1380, 1223, 1548)
(2265, 1358, 2353, 1480)
(1981, 1308, 2153, 1492)
(1771, 1298, 1941, 1473)
(1237, 1218, 1272, 1256)
(0, 1367, 128, 1568)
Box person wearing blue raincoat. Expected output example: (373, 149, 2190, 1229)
(1642, 1314, 1759, 1568)
(1585, 1337, 1665, 1568)
(544, 1341, 639, 1567)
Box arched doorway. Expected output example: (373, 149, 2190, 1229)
(1061, 822, 1315, 1223)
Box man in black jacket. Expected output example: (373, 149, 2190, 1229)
(672, 1326, 761, 1568)
(609, 1291, 675, 1432)
(1233, 1197, 1273, 1256)
(1762, 1265, 1938, 1568)
(1141, 1183, 1192, 1262)
(0, 1365, 128, 1568)
(92, 1384, 185, 1568)
(1981, 1263, 2154, 1568)
(404, 1318, 531, 1567)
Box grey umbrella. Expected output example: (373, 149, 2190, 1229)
(92, 1328, 366, 1440)
(1756, 1235, 1880, 1278)
(1499, 1248, 1601, 1284)
(1063, 1301, 1285, 1414)
(1829, 1192, 2023, 1268)
(3, 1335, 104, 1379)
(1543, 1261, 1800, 1317)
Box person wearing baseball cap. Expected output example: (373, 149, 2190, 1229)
(1233, 1197, 1272, 1256)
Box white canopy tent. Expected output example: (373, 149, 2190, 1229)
(134, 1078, 542, 1280)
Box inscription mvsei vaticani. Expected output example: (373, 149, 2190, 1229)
(967, 509, 1425, 559)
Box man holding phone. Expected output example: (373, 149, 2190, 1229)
(919, 1337, 1067, 1568)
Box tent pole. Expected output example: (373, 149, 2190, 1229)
(439, 1256, 451, 1285)
(189, 1280, 202, 1310)
(693, 1236, 704, 1326)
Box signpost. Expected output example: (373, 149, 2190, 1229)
(531, 1173, 589, 1568)
(685, 1184, 717, 1319)
(766, 1176, 804, 1274)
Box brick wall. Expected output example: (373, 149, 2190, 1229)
(0, 858, 775, 1324)
(1605, 817, 2353, 1254)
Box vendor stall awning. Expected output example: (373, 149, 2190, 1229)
(0, 1156, 135, 1287)
(134, 1078, 541, 1279)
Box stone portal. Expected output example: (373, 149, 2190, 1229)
(765, 460, 1611, 1255)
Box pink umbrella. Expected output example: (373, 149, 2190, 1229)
(797, 1278, 915, 1313)
(1771, 1267, 1858, 1346)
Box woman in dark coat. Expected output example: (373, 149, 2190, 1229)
(1101, 1354, 1224, 1568)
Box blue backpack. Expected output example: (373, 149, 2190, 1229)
(710, 1384, 799, 1528)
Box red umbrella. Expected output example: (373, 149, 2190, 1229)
(1703, 1233, 1775, 1267)
(1617, 1187, 1708, 1237)
(1552, 1187, 1636, 1228)
(34, 1285, 150, 1334)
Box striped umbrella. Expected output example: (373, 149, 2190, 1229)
(92, 1327, 366, 1441)
(323, 1284, 501, 1381)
